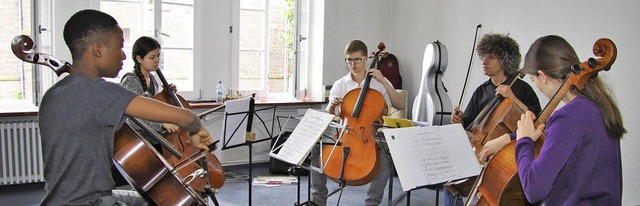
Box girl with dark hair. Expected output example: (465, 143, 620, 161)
(482, 35, 625, 205)
(120, 36, 180, 141)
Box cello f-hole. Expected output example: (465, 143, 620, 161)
(360, 126, 367, 143)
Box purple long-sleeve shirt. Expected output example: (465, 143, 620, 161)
(515, 96, 621, 205)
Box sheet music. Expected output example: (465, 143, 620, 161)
(222, 97, 251, 147)
(270, 109, 335, 165)
(382, 124, 481, 191)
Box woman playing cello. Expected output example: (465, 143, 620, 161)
(120, 36, 180, 152)
(483, 35, 626, 205)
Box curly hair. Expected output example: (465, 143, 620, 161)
(63, 10, 119, 61)
(131, 36, 161, 92)
(476, 33, 521, 76)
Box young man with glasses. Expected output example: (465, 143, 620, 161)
(309, 39, 405, 206)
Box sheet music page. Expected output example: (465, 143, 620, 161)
(383, 124, 481, 191)
(222, 97, 251, 147)
(271, 109, 335, 165)
(383, 128, 429, 191)
(433, 124, 481, 184)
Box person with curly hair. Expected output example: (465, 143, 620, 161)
(446, 33, 542, 206)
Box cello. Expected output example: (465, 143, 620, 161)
(412, 40, 453, 125)
(446, 72, 528, 198)
(321, 43, 388, 186)
(11, 35, 211, 205)
(467, 38, 617, 206)
(153, 69, 225, 191)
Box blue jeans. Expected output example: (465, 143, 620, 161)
(310, 145, 392, 206)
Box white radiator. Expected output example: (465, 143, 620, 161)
(0, 120, 45, 185)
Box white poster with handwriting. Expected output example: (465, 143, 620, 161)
(271, 109, 335, 165)
(382, 124, 481, 191)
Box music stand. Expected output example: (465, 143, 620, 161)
(220, 95, 277, 206)
(377, 117, 447, 206)
(272, 113, 308, 205)
(269, 109, 347, 206)
(382, 124, 481, 206)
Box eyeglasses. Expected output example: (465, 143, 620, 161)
(345, 56, 366, 64)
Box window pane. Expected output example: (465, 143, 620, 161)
(161, 3, 193, 48)
(241, 0, 266, 10)
(0, 0, 33, 103)
(102, 0, 195, 96)
(239, 10, 264, 49)
(266, 0, 291, 93)
(162, 49, 193, 91)
(238, 0, 297, 95)
(101, 1, 152, 46)
(161, 1, 193, 92)
(101, 0, 154, 81)
(239, 51, 264, 90)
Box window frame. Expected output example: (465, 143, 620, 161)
(0, 0, 55, 112)
(100, 0, 201, 99)
(231, 0, 308, 99)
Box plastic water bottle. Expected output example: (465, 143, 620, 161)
(216, 80, 224, 103)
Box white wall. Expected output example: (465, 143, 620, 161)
(201, 0, 233, 99)
(321, 0, 395, 86)
(390, 0, 640, 204)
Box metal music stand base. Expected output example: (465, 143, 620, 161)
(291, 165, 312, 206)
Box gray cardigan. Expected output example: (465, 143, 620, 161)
(119, 72, 164, 142)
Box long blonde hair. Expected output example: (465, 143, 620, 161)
(522, 35, 626, 138)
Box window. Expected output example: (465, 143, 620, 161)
(234, 0, 308, 98)
(100, 0, 198, 98)
(0, 0, 53, 111)
(0, 0, 33, 103)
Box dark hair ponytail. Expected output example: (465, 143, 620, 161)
(131, 36, 161, 92)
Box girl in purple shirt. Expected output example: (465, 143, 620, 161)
(514, 35, 626, 205)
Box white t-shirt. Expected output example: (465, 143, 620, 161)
(329, 72, 392, 115)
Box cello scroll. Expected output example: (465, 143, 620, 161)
(11, 35, 71, 76)
(569, 38, 616, 90)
